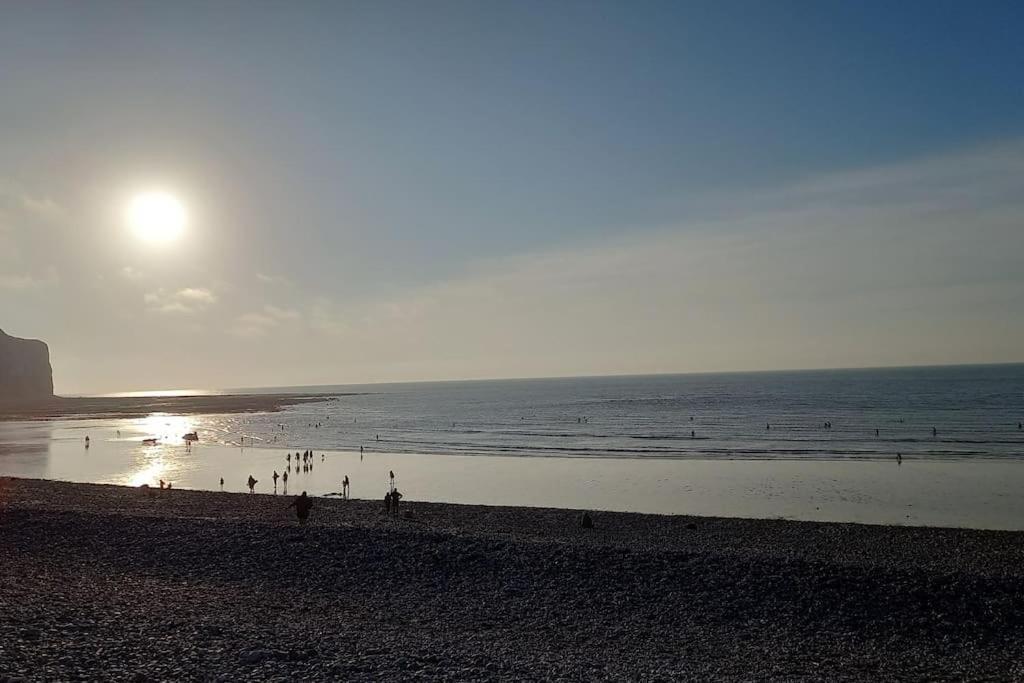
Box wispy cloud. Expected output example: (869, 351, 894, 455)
(256, 273, 292, 287)
(297, 139, 1024, 380)
(230, 304, 302, 337)
(144, 287, 218, 314)
(0, 266, 59, 290)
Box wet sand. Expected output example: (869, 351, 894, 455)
(3, 478, 1024, 680)
(0, 393, 338, 421)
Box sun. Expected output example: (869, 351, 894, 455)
(127, 191, 187, 245)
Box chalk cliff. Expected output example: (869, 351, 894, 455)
(0, 328, 54, 403)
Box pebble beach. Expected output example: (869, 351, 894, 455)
(3, 478, 1024, 680)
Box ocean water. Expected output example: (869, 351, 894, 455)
(219, 364, 1024, 461)
(3, 365, 1024, 528)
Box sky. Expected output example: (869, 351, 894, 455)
(1, 0, 1023, 394)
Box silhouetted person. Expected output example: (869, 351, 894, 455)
(875, 428, 879, 437)
(159, 479, 166, 490)
(273, 471, 280, 489)
(283, 471, 288, 485)
(579, 511, 593, 529)
(932, 427, 937, 437)
(766, 423, 770, 430)
(288, 491, 313, 525)
(391, 488, 402, 516)
(384, 491, 392, 515)
(389, 470, 395, 492)
(343, 475, 350, 500)
(1019, 422, 1022, 430)
(897, 453, 902, 465)
(287, 453, 291, 463)
(690, 430, 695, 438)
(166, 482, 172, 490)
(247, 474, 257, 494)
(220, 477, 224, 490)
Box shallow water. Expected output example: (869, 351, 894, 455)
(3, 413, 1024, 530)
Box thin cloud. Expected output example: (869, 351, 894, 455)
(144, 287, 218, 314)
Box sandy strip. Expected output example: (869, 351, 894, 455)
(0, 394, 339, 421)
(2, 478, 1024, 680)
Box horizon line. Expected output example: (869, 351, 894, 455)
(66, 359, 1024, 398)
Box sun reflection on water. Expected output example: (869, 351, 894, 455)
(128, 458, 167, 487)
(133, 413, 198, 443)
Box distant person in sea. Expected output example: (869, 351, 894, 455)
(247, 474, 258, 494)
(1018, 422, 1022, 430)
(690, 430, 695, 438)
(875, 428, 879, 437)
(932, 427, 937, 437)
(288, 491, 313, 525)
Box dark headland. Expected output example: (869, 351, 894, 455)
(3, 478, 1024, 681)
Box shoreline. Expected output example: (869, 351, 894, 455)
(0, 393, 339, 421)
(3, 478, 1024, 679)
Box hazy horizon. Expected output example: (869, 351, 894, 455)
(3, 2, 1023, 395)
(72, 360, 1024, 398)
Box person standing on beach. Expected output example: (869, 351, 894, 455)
(247, 474, 258, 494)
(389, 470, 395, 492)
(343, 475, 350, 500)
(288, 491, 313, 525)
(384, 491, 392, 515)
(273, 471, 280, 490)
(220, 477, 224, 491)
(897, 453, 902, 465)
(392, 488, 402, 516)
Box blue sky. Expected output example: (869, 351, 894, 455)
(1, 1, 1023, 392)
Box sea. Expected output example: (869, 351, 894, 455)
(218, 364, 1024, 460)
(3, 364, 1024, 528)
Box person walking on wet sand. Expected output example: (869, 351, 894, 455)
(342, 475, 350, 500)
(288, 491, 313, 525)
(247, 474, 258, 494)
(273, 471, 280, 490)
(389, 470, 395, 492)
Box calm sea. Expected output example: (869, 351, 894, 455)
(209, 364, 1024, 461)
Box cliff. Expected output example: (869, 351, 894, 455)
(0, 328, 54, 404)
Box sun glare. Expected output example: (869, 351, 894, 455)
(127, 191, 187, 245)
